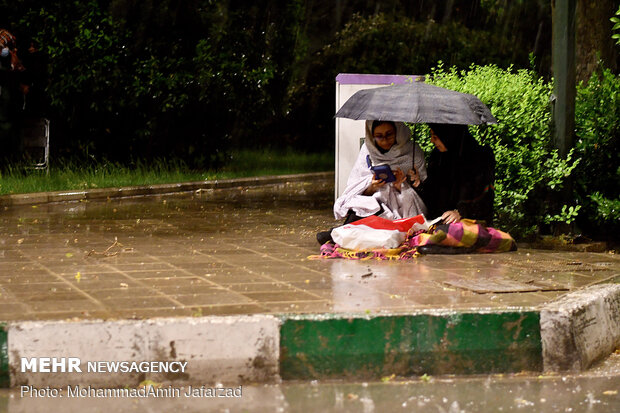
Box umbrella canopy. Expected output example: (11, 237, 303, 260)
(335, 82, 497, 125)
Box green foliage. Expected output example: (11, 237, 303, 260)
(25, 1, 128, 112)
(4, 1, 556, 161)
(544, 204, 581, 225)
(588, 192, 620, 222)
(4, 0, 306, 165)
(419, 63, 580, 237)
(574, 68, 620, 234)
(16, 1, 133, 157)
(415, 63, 619, 239)
(321, 14, 508, 74)
(611, 6, 620, 45)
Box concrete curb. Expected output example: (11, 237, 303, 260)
(540, 283, 620, 371)
(0, 172, 335, 207)
(8, 316, 280, 387)
(1, 284, 619, 387)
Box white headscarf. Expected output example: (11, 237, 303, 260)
(333, 121, 428, 220)
(365, 121, 417, 173)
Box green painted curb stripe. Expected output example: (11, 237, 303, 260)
(280, 312, 542, 379)
(0, 324, 8, 387)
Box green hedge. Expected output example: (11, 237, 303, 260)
(574, 68, 620, 235)
(414, 63, 618, 239)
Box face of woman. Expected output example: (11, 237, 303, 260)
(430, 129, 448, 152)
(373, 123, 397, 151)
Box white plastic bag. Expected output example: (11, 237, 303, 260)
(331, 215, 426, 250)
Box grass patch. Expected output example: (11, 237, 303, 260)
(0, 150, 333, 195)
(221, 149, 333, 176)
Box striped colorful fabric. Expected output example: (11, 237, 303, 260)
(408, 219, 517, 253)
(310, 219, 516, 260)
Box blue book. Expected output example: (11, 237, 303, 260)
(366, 155, 396, 183)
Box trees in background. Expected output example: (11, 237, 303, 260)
(2, 0, 305, 166)
(3, 0, 591, 161)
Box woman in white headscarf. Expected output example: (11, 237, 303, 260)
(317, 120, 427, 244)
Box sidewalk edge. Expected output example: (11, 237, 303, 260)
(0, 172, 334, 206)
(540, 283, 620, 371)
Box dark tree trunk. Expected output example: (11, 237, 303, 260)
(576, 0, 618, 82)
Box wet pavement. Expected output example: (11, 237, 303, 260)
(2, 352, 619, 412)
(0, 178, 619, 321)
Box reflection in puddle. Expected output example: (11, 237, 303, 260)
(328, 260, 422, 312)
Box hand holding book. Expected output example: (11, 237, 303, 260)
(366, 155, 396, 183)
(370, 164, 396, 183)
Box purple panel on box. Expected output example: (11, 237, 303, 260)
(335, 73, 424, 85)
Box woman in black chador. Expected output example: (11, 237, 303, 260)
(411, 123, 495, 226)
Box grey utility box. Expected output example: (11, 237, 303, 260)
(334, 73, 422, 200)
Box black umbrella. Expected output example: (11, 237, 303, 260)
(335, 82, 497, 125)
